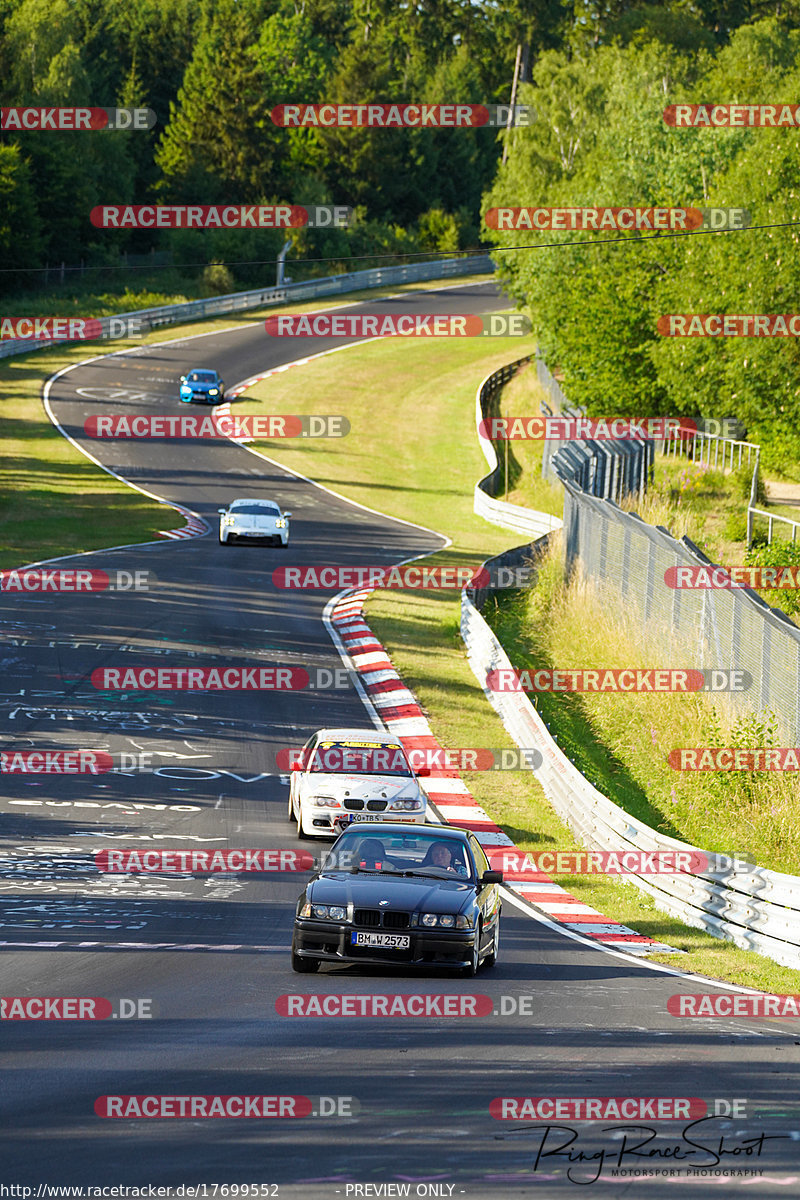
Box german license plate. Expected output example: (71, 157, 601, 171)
(346, 812, 388, 822)
(351, 932, 410, 949)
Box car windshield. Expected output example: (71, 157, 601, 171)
(322, 831, 472, 878)
(309, 740, 412, 776)
(186, 371, 217, 383)
(230, 503, 279, 516)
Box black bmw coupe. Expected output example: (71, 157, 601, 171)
(291, 822, 503, 975)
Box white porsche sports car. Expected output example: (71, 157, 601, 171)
(218, 498, 292, 545)
(288, 727, 430, 839)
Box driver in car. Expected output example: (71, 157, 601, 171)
(423, 842, 467, 874)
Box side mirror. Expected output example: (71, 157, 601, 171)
(481, 870, 503, 886)
(217, 508, 226, 514)
(180, 375, 186, 382)
(283, 511, 293, 519)
(415, 765, 431, 777)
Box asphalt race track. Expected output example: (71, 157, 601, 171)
(2, 282, 800, 1197)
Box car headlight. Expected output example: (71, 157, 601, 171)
(455, 914, 473, 929)
(222, 516, 235, 526)
(303, 903, 346, 921)
(310, 795, 342, 809)
(388, 797, 424, 811)
(417, 913, 463, 928)
(180, 385, 190, 392)
(275, 519, 286, 528)
(208, 388, 219, 395)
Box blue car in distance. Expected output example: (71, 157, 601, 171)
(179, 368, 225, 405)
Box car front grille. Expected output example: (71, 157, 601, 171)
(353, 909, 381, 927)
(353, 909, 410, 930)
(383, 912, 410, 930)
(342, 798, 389, 812)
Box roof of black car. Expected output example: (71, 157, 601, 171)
(336, 822, 470, 842)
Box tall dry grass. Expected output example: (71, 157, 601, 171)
(509, 534, 800, 871)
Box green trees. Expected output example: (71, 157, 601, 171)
(484, 17, 800, 470)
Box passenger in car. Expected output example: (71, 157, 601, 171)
(355, 838, 387, 869)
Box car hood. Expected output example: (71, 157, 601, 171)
(308, 872, 474, 914)
(305, 773, 421, 799)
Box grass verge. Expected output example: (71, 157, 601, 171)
(0, 272, 491, 568)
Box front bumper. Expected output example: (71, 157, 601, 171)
(180, 392, 221, 404)
(222, 527, 285, 543)
(292, 918, 476, 968)
(303, 810, 425, 836)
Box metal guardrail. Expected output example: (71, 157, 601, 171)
(464, 352, 800, 968)
(749, 505, 800, 545)
(0, 254, 494, 360)
(460, 593, 800, 968)
(661, 428, 760, 472)
(473, 357, 562, 537)
(551, 436, 653, 504)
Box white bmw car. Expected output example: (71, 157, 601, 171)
(288, 728, 430, 839)
(218, 498, 292, 546)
